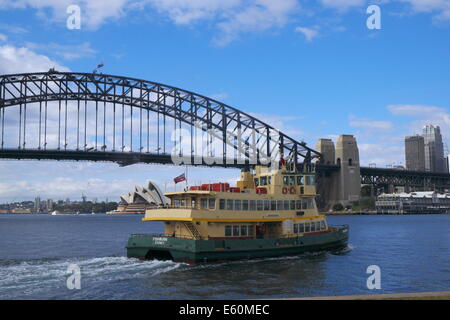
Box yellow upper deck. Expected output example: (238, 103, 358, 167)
(143, 165, 321, 223)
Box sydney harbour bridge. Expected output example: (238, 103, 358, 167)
(0, 71, 449, 205)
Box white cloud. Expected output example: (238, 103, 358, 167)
(295, 26, 320, 41)
(0, 44, 69, 74)
(318, 0, 366, 11)
(25, 42, 96, 60)
(0, 33, 7, 42)
(349, 115, 394, 130)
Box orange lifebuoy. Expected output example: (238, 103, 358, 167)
(282, 187, 288, 194)
(289, 186, 296, 194)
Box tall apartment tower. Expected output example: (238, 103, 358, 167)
(405, 135, 425, 171)
(422, 125, 446, 173)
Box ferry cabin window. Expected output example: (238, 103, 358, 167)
(305, 222, 311, 232)
(226, 199, 234, 210)
(173, 199, 180, 208)
(299, 223, 305, 233)
(271, 200, 276, 210)
(277, 200, 283, 210)
(233, 225, 240, 236)
(297, 176, 304, 185)
(311, 222, 316, 232)
(219, 199, 225, 210)
(243, 200, 249, 210)
(209, 198, 216, 209)
(320, 220, 326, 230)
(250, 200, 256, 210)
(284, 200, 290, 210)
(306, 176, 311, 185)
(248, 225, 254, 236)
(308, 198, 314, 209)
(290, 200, 296, 210)
(289, 176, 295, 186)
(241, 225, 247, 236)
(260, 176, 268, 186)
(268, 176, 272, 185)
(225, 225, 232, 236)
(254, 178, 259, 187)
(283, 176, 289, 185)
(257, 200, 263, 211)
(200, 198, 208, 209)
(296, 200, 301, 210)
(235, 200, 241, 211)
(264, 200, 270, 210)
(294, 223, 299, 234)
(316, 221, 321, 230)
(180, 199, 186, 207)
(301, 200, 308, 210)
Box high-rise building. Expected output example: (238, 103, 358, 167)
(34, 197, 41, 213)
(405, 135, 425, 171)
(422, 125, 446, 173)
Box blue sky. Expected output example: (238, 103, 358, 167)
(0, 0, 449, 202)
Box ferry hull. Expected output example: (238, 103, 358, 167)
(126, 225, 349, 264)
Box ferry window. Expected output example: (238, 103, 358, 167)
(300, 187, 304, 195)
(289, 176, 295, 186)
(277, 200, 283, 210)
(268, 176, 272, 185)
(264, 200, 270, 210)
(301, 200, 307, 210)
(243, 200, 249, 210)
(311, 222, 316, 232)
(248, 225, 254, 236)
(254, 178, 259, 187)
(306, 176, 311, 185)
(225, 225, 232, 236)
(284, 200, 290, 210)
(271, 200, 276, 210)
(320, 221, 326, 230)
(260, 176, 267, 186)
(316, 222, 321, 230)
(219, 199, 225, 210)
(299, 223, 305, 233)
(310, 176, 315, 185)
(283, 176, 289, 185)
(290, 200, 296, 210)
(257, 200, 263, 211)
(191, 198, 196, 208)
(308, 199, 314, 209)
(209, 198, 216, 209)
(235, 200, 241, 211)
(200, 198, 208, 209)
(173, 199, 180, 208)
(180, 199, 186, 207)
(241, 225, 247, 236)
(233, 225, 240, 236)
(296, 200, 301, 210)
(250, 200, 256, 210)
(305, 223, 311, 232)
(297, 176, 304, 185)
(294, 224, 298, 234)
(226, 199, 234, 210)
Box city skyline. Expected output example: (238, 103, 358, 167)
(0, 1, 450, 202)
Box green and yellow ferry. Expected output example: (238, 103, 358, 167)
(127, 165, 349, 264)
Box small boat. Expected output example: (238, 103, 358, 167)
(50, 210, 60, 215)
(127, 164, 349, 263)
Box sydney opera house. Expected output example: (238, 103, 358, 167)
(107, 180, 169, 214)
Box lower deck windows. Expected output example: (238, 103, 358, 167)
(225, 224, 254, 237)
(225, 225, 232, 236)
(232, 225, 240, 236)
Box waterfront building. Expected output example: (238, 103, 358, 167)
(423, 125, 446, 173)
(405, 135, 425, 171)
(107, 180, 169, 214)
(34, 197, 41, 213)
(375, 191, 450, 214)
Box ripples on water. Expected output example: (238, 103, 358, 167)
(0, 214, 449, 299)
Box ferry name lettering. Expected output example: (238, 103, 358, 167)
(153, 237, 168, 245)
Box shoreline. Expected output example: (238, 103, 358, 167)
(280, 290, 450, 300)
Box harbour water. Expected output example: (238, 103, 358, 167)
(0, 214, 449, 299)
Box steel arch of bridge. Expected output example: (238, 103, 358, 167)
(0, 71, 320, 168)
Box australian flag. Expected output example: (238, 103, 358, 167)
(173, 173, 186, 184)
